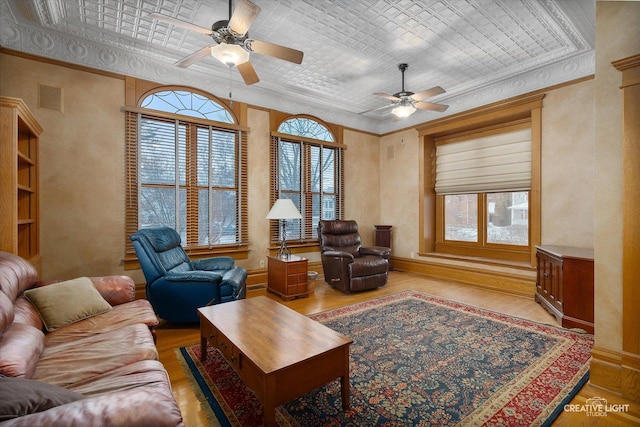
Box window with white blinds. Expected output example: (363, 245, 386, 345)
(125, 89, 247, 256)
(270, 116, 343, 244)
(435, 128, 532, 195)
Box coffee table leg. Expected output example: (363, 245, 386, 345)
(263, 400, 276, 427)
(341, 349, 350, 409)
(340, 374, 350, 409)
(200, 334, 207, 362)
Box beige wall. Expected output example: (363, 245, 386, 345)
(343, 129, 382, 247)
(245, 107, 272, 270)
(541, 79, 595, 248)
(593, 0, 640, 356)
(379, 129, 420, 258)
(0, 54, 126, 280)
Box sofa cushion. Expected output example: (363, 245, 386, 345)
(24, 277, 113, 332)
(0, 384, 184, 427)
(0, 323, 45, 378)
(33, 324, 158, 388)
(0, 376, 84, 421)
(64, 359, 171, 396)
(44, 300, 158, 347)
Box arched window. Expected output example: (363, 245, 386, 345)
(141, 90, 234, 123)
(277, 116, 335, 142)
(125, 88, 247, 259)
(270, 115, 343, 246)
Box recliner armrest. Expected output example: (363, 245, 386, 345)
(220, 267, 247, 300)
(359, 246, 390, 258)
(164, 271, 223, 283)
(190, 256, 235, 272)
(322, 250, 355, 261)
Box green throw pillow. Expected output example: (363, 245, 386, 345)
(24, 277, 113, 332)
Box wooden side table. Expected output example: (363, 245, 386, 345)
(267, 255, 309, 301)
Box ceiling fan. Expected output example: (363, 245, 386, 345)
(364, 63, 449, 118)
(150, 0, 304, 85)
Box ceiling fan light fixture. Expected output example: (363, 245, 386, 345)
(210, 43, 250, 66)
(392, 103, 416, 118)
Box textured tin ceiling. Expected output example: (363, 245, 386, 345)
(0, 0, 595, 133)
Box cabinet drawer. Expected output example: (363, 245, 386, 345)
(287, 272, 306, 284)
(217, 335, 234, 361)
(287, 281, 308, 294)
(201, 322, 218, 345)
(287, 262, 307, 274)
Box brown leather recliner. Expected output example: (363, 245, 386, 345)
(318, 220, 390, 293)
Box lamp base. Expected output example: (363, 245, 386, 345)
(276, 237, 291, 259)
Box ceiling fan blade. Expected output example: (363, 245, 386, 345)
(149, 12, 213, 35)
(175, 44, 216, 68)
(374, 92, 401, 102)
(248, 39, 303, 64)
(415, 101, 449, 112)
(359, 104, 394, 115)
(410, 86, 446, 101)
(237, 60, 260, 85)
(228, 0, 261, 36)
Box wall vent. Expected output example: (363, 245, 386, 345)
(39, 84, 63, 112)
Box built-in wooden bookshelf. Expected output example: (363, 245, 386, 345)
(0, 97, 43, 273)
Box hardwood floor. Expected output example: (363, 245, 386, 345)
(156, 271, 639, 426)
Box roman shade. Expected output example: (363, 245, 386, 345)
(435, 128, 532, 195)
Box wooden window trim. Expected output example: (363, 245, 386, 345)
(269, 114, 344, 250)
(123, 84, 249, 268)
(417, 93, 543, 266)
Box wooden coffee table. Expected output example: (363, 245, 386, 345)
(198, 296, 352, 426)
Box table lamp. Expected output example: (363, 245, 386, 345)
(266, 199, 302, 259)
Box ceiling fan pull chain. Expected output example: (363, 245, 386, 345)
(228, 65, 234, 108)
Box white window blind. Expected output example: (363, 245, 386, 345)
(435, 128, 531, 195)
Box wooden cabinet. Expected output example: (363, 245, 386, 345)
(374, 225, 392, 248)
(374, 225, 393, 270)
(0, 97, 42, 273)
(535, 245, 594, 333)
(267, 255, 309, 301)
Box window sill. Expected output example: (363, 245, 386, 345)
(417, 251, 534, 272)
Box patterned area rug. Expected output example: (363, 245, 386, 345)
(176, 291, 593, 426)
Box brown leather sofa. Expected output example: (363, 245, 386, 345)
(0, 251, 184, 426)
(318, 220, 390, 293)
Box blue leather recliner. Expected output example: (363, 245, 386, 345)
(130, 226, 247, 323)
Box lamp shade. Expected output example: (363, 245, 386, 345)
(392, 103, 416, 118)
(210, 43, 250, 66)
(266, 199, 302, 220)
